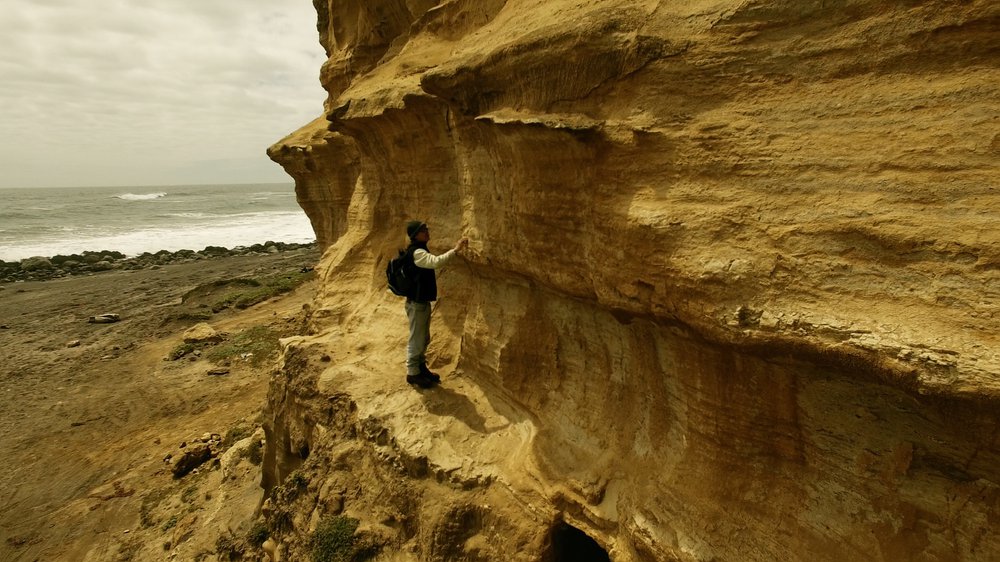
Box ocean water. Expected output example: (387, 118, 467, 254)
(0, 183, 315, 261)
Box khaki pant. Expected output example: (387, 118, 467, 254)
(405, 300, 431, 376)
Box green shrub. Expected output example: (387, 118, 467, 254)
(181, 278, 260, 303)
(212, 270, 313, 312)
(289, 471, 309, 490)
(237, 439, 263, 465)
(309, 516, 380, 562)
(181, 485, 198, 503)
(311, 516, 360, 562)
(248, 440, 264, 465)
(161, 515, 178, 532)
(160, 311, 214, 326)
(222, 426, 251, 448)
(273, 470, 309, 503)
(247, 521, 269, 549)
(206, 326, 280, 366)
(269, 506, 294, 535)
(168, 342, 196, 360)
(215, 532, 245, 560)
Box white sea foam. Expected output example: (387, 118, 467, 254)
(162, 212, 215, 219)
(250, 191, 294, 197)
(1, 211, 315, 260)
(115, 192, 168, 201)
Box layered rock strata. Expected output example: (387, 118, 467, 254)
(265, 1, 1000, 560)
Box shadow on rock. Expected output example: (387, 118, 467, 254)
(421, 385, 488, 434)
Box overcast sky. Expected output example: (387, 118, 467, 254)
(0, 0, 327, 188)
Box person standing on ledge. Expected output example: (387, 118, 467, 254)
(403, 220, 468, 388)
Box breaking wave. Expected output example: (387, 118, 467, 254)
(115, 192, 167, 201)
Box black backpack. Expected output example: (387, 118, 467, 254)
(386, 248, 416, 297)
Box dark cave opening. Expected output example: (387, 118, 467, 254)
(550, 521, 611, 562)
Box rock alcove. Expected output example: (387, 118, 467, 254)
(549, 521, 611, 562)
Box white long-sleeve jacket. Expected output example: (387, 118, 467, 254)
(413, 248, 456, 269)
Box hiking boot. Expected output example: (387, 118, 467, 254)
(419, 363, 441, 382)
(406, 373, 435, 389)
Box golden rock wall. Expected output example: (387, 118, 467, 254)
(265, 1, 1000, 560)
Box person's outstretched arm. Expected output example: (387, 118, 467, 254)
(413, 238, 468, 269)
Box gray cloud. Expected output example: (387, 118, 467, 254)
(0, 0, 326, 188)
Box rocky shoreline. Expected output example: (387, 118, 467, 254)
(0, 241, 316, 284)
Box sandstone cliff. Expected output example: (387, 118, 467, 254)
(265, 1, 1000, 560)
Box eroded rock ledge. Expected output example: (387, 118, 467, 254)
(262, 1, 1000, 560)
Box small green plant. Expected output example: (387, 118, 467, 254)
(237, 439, 263, 465)
(269, 506, 294, 535)
(311, 516, 360, 562)
(223, 425, 251, 448)
(212, 270, 313, 312)
(247, 521, 269, 549)
(181, 278, 260, 303)
(289, 471, 309, 490)
(215, 532, 245, 561)
(249, 441, 264, 465)
(160, 311, 214, 326)
(206, 326, 280, 366)
(161, 515, 178, 532)
(274, 470, 309, 502)
(168, 342, 196, 360)
(309, 516, 379, 562)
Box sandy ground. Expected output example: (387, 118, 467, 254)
(0, 248, 319, 561)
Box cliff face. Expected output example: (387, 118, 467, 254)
(265, 1, 1000, 560)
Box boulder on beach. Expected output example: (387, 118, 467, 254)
(50, 254, 79, 266)
(90, 261, 115, 271)
(20, 256, 53, 271)
(201, 245, 230, 256)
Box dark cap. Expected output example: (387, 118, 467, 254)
(406, 220, 427, 239)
